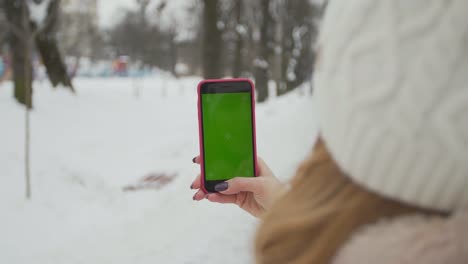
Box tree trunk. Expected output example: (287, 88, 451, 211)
(277, 0, 319, 96)
(170, 33, 178, 77)
(202, 0, 222, 79)
(5, 0, 33, 199)
(36, 35, 74, 89)
(232, 0, 243, 78)
(23, 3, 33, 200)
(35, 0, 74, 90)
(5, 0, 33, 108)
(254, 0, 273, 103)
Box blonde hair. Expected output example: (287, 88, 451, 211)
(255, 138, 438, 264)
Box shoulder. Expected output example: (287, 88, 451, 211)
(332, 210, 468, 264)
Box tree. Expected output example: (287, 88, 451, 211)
(58, 0, 103, 61)
(231, 0, 245, 78)
(5, 0, 73, 108)
(5, 0, 34, 108)
(35, 0, 73, 89)
(202, 0, 222, 79)
(4, 0, 73, 199)
(108, 6, 175, 72)
(0, 2, 7, 49)
(279, 0, 320, 95)
(254, 0, 274, 102)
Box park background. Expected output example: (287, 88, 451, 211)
(0, 0, 324, 263)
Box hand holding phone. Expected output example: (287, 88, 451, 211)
(191, 155, 285, 218)
(197, 79, 258, 193)
(192, 78, 286, 217)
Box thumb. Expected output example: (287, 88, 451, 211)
(216, 177, 264, 195)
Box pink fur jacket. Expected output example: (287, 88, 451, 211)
(333, 210, 468, 264)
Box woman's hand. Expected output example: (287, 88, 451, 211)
(191, 156, 286, 218)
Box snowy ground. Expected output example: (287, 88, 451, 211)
(0, 76, 317, 264)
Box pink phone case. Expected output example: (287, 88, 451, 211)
(197, 78, 258, 193)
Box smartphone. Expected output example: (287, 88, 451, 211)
(197, 78, 258, 193)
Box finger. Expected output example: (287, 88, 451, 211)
(257, 156, 273, 176)
(192, 189, 207, 201)
(217, 177, 264, 195)
(192, 155, 201, 164)
(191, 174, 201, 189)
(206, 193, 237, 204)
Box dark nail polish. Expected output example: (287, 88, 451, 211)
(192, 194, 197, 200)
(214, 182, 228, 192)
(192, 157, 196, 163)
(190, 183, 194, 189)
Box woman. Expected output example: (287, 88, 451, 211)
(192, 0, 468, 263)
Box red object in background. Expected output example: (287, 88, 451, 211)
(112, 56, 129, 76)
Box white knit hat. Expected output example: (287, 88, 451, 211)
(314, 0, 468, 211)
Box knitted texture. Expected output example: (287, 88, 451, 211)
(333, 211, 468, 264)
(314, 0, 468, 211)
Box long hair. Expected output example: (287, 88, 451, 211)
(255, 138, 437, 264)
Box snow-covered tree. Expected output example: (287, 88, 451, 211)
(278, 0, 321, 95)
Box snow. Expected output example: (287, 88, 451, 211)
(0, 76, 318, 263)
(28, 0, 51, 27)
(175, 63, 189, 76)
(235, 24, 248, 36)
(253, 58, 269, 69)
(287, 59, 298, 81)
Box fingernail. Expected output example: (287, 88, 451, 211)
(192, 194, 197, 200)
(190, 183, 194, 189)
(214, 182, 228, 192)
(205, 194, 210, 199)
(192, 157, 197, 163)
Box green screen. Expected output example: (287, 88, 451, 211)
(201, 92, 254, 181)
